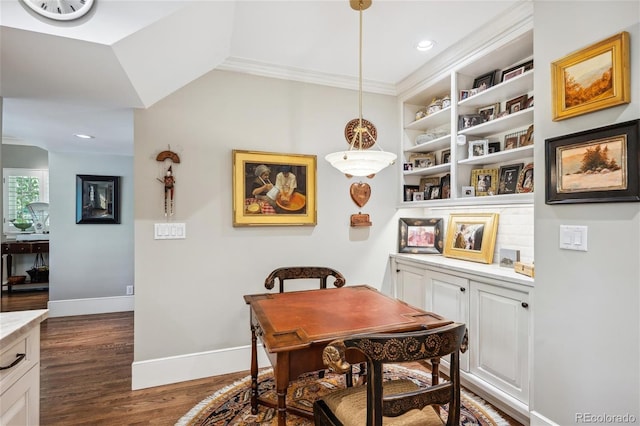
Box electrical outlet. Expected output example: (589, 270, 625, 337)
(126, 285, 134, 295)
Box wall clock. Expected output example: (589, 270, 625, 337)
(22, 0, 95, 21)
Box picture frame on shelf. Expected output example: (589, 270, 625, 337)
(471, 168, 499, 196)
(412, 192, 424, 202)
(76, 175, 121, 224)
(516, 163, 534, 194)
(504, 129, 526, 150)
(461, 186, 475, 197)
(419, 177, 440, 193)
(232, 150, 317, 226)
(551, 31, 630, 121)
(498, 163, 524, 195)
(398, 217, 444, 255)
(472, 70, 497, 91)
(506, 94, 529, 113)
(443, 213, 500, 264)
(499, 248, 521, 268)
(478, 103, 500, 122)
(526, 96, 534, 108)
(427, 185, 441, 200)
(545, 119, 639, 204)
(488, 142, 501, 154)
(403, 185, 420, 202)
(458, 114, 483, 130)
(441, 149, 451, 164)
(460, 90, 470, 101)
(409, 152, 436, 169)
(501, 65, 525, 82)
(440, 174, 451, 199)
(469, 139, 488, 157)
(520, 125, 534, 147)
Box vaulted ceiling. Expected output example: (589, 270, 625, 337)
(0, 1, 520, 155)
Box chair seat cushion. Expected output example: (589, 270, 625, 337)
(320, 379, 445, 426)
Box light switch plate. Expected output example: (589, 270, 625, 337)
(154, 223, 186, 240)
(559, 225, 587, 251)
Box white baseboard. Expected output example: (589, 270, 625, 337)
(131, 344, 271, 390)
(47, 295, 134, 317)
(530, 411, 559, 426)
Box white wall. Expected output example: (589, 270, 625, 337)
(133, 71, 399, 373)
(532, 2, 639, 425)
(48, 152, 134, 303)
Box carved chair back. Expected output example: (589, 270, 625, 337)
(264, 266, 346, 293)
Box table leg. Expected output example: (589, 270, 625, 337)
(275, 352, 290, 426)
(250, 322, 258, 415)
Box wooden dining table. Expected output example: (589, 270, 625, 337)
(243, 285, 453, 426)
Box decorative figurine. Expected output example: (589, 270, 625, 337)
(155, 146, 181, 217)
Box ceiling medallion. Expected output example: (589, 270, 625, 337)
(344, 118, 377, 150)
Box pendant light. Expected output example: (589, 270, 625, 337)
(325, 0, 396, 178)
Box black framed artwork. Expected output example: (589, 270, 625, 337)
(545, 119, 639, 204)
(398, 218, 444, 254)
(76, 175, 121, 224)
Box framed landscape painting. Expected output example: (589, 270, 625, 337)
(545, 119, 639, 204)
(551, 31, 630, 121)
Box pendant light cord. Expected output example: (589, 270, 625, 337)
(357, 1, 364, 150)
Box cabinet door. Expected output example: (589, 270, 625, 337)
(470, 280, 529, 404)
(0, 365, 40, 426)
(424, 270, 470, 370)
(394, 263, 428, 310)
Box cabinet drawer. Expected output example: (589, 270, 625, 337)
(1, 244, 31, 254)
(31, 243, 49, 253)
(0, 331, 38, 391)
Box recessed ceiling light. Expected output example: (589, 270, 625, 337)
(74, 134, 95, 139)
(416, 40, 435, 52)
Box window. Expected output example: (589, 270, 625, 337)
(3, 168, 49, 233)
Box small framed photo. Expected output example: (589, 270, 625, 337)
(403, 162, 413, 171)
(460, 90, 470, 101)
(469, 139, 488, 157)
(516, 163, 534, 194)
(76, 175, 121, 224)
(443, 213, 500, 264)
(488, 142, 501, 154)
(398, 218, 444, 254)
(526, 96, 534, 108)
(458, 114, 483, 130)
(409, 152, 436, 169)
(441, 149, 451, 164)
(419, 177, 440, 193)
(427, 185, 441, 200)
(504, 130, 525, 150)
(506, 94, 528, 114)
(499, 248, 521, 268)
(412, 192, 424, 202)
(440, 174, 451, 199)
(403, 185, 420, 202)
(501, 65, 525, 82)
(461, 186, 475, 197)
(498, 163, 524, 195)
(520, 125, 534, 147)
(478, 103, 500, 122)
(471, 168, 499, 196)
(472, 70, 497, 91)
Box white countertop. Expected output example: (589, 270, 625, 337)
(1, 309, 48, 346)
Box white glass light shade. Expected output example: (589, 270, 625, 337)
(325, 150, 396, 177)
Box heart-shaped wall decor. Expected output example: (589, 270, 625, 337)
(350, 182, 371, 208)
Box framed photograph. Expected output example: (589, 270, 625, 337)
(506, 94, 529, 114)
(232, 150, 317, 226)
(517, 163, 534, 194)
(461, 186, 475, 197)
(398, 218, 444, 254)
(552, 31, 630, 121)
(545, 119, 640, 204)
(412, 192, 424, 202)
(488, 142, 501, 154)
(498, 163, 524, 195)
(410, 152, 436, 169)
(419, 177, 440, 193)
(504, 129, 526, 150)
(440, 174, 451, 199)
(499, 248, 521, 268)
(469, 139, 488, 157)
(478, 103, 500, 122)
(472, 70, 497, 91)
(441, 149, 451, 164)
(458, 114, 483, 130)
(76, 175, 121, 224)
(443, 213, 499, 264)
(459, 90, 470, 101)
(501, 65, 525, 82)
(427, 185, 441, 200)
(471, 168, 498, 196)
(526, 96, 534, 108)
(403, 185, 420, 202)
(520, 125, 534, 147)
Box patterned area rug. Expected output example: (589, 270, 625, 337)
(176, 365, 510, 426)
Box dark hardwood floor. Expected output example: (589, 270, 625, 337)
(2, 290, 522, 425)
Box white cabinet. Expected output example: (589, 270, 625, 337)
(399, 25, 534, 207)
(390, 254, 532, 424)
(0, 310, 48, 426)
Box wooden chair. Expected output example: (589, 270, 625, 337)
(313, 322, 467, 426)
(264, 266, 346, 293)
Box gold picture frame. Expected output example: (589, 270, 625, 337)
(443, 213, 499, 264)
(551, 31, 630, 121)
(470, 168, 498, 196)
(232, 150, 317, 226)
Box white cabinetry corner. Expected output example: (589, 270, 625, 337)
(390, 254, 532, 424)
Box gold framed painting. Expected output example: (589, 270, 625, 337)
(551, 31, 630, 121)
(232, 150, 317, 226)
(443, 213, 499, 264)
